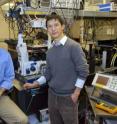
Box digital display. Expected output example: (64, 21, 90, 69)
(96, 75, 109, 86)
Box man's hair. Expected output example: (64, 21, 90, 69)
(46, 14, 65, 27)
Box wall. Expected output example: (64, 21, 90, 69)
(0, 10, 17, 41)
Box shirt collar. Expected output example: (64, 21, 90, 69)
(53, 35, 67, 46)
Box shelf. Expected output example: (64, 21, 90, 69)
(23, 8, 117, 18)
(76, 10, 117, 18)
(23, 7, 49, 15)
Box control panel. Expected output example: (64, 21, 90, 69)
(92, 73, 117, 93)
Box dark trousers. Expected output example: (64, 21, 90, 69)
(48, 90, 78, 124)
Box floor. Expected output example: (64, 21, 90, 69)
(28, 114, 50, 124)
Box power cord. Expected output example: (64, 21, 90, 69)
(26, 88, 40, 114)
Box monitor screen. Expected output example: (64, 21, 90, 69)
(96, 75, 109, 86)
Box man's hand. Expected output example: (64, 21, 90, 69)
(23, 81, 40, 90)
(0, 88, 6, 96)
(71, 87, 81, 104)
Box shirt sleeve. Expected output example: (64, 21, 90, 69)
(1, 52, 15, 90)
(75, 78, 85, 88)
(36, 76, 46, 85)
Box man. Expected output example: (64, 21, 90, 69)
(23, 14, 89, 124)
(0, 46, 28, 124)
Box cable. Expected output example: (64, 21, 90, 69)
(26, 93, 35, 114)
(111, 53, 117, 67)
(110, 47, 117, 67)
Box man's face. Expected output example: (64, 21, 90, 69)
(47, 19, 64, 40)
